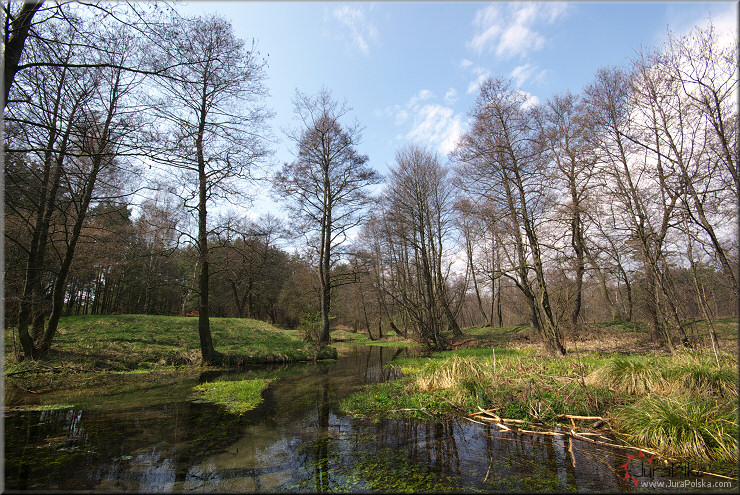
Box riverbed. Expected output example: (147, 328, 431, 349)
(4, 344, 736, 492)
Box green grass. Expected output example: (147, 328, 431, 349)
(343, 348, 615, 422)
(4, 314, 336, 375)
(191, 378, 272, 414)
(330, 328, 418, 347)
(586, 355, 666, 394)
(615, 396, 737, 464)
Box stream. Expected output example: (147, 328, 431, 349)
(4, 344, 736, 492)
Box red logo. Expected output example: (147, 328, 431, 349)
(618, 450, 654, 487)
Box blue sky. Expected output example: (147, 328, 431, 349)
(175, 1, 737, 218)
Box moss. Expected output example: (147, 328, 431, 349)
(191, 378, 272, 414)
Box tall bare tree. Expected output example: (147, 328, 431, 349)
(273, 88, 380, 346)
(148, 14, 273, 363)
(6, 14, 145, 358)
(537, 91, 599, 330)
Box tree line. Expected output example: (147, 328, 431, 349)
(4, 1, 737, 362)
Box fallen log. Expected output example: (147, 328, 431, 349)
(556, 414, 604, 421)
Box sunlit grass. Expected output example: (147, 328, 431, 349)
(191, 378, 272, 415)
(4, 314, 336, 374)
(342, 343, 738, 470)
(585, 355, 666, 395)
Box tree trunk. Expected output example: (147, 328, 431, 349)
(196, 86, 216, 363)
(3, 0, 44, 108)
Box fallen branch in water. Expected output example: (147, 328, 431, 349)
(557, 414, 604, 421)
(464, 416, 510, 431)
(518, 429, 565, 437)
(468, 407, 502, 417)
(467, 414, 737, 482)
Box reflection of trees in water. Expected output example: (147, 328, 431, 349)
(5, 346, 643, 492)
(4, 401, 252, 491)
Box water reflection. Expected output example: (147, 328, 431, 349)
(4, 345, 736, 492)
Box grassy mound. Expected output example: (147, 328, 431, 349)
(615, 396, 737, 463)
(4, 314, 336, 374)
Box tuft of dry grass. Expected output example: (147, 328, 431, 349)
(585, 355, 666, 395)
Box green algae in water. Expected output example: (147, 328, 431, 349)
(284, 440, 459, 492)
(192, 378, 271, 414)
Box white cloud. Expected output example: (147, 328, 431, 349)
(511, 63, 536, 87)
(517, 90, 540, 110)
(331, 4, 378, 55)
(689, 4, 737, 47)
(380, 91, 466, 155)
(406, 89, 435, 109)
(395, 109, 410, 125)
(469, 2, 569, 59)
(406, 103, 465, 155)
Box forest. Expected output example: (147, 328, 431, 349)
(4, 1, 738, 362)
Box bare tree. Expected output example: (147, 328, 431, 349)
(662, 23, 738, 293)
(273, 88, 380, 346)
(383, 144, 461, 349)
(536, 91, 599, 330)
(7, 15, 145, 358)
(148, 14, 273, 363)
(3, 0, 46, 108)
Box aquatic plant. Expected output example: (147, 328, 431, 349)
(192, 378, 271, 414)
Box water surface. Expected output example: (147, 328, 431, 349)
(4, 345, 736, 492)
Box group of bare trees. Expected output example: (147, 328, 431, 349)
(347, 23, 736, 354)
(4, 2, 271, 363)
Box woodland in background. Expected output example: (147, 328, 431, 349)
(4, 1, 737, 359)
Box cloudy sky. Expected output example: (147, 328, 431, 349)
(175, 1, 736, 216)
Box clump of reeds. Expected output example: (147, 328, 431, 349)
(615, 396, 738, 464)
(588, 352, 738, 399)
(414, 355, 494, 391)
(585, 356, 665, 395)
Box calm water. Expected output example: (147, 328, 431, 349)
(4, 345, 736, 492)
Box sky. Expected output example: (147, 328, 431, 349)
(173, 1, 737, 220)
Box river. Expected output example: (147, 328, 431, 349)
(4, 344, 736, 492)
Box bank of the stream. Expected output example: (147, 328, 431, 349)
(3, 314, 338, 405)
(5, 314, 738, 478)
(4, 314, 336, 371)
(340, 319, 740, 478)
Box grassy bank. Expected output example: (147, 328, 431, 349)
(341, 319, 739, 475)
(330, 327, 418, 348)
(4, 314, 337, 377)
